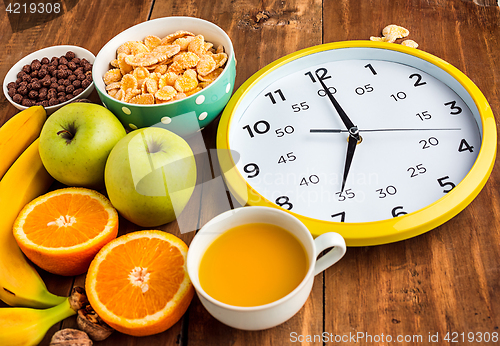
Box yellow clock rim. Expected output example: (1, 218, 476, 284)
(216, 40, 497, 246)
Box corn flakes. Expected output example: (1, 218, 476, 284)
(103, 29, 228, 104)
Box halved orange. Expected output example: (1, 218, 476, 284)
(13, 187, 119, 276)
(85, 230, 194, 336)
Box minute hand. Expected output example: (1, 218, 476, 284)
(316, 75, 355, 130)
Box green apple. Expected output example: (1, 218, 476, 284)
(104, 127, 197, 227)
(39, 103, 126, 189)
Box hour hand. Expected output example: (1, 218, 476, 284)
(341, 127, 359, 192)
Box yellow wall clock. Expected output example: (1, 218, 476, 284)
(216, 41, 496, 246)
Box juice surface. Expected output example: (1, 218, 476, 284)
(199, 222, 309, 307)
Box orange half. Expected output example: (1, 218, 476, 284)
(13, 187, 119, 276)
(85, 230, 194, 337)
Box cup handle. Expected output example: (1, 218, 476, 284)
(313, 232, 347, 276)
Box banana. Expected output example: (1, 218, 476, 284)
(0, 297, 76, 346)
(0, 106, 46, 180)
(0, 139, 65, 308)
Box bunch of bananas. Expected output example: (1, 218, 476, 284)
(0, 107, 78, 346)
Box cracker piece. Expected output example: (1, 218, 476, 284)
(159, 72, 179, 89)
(197, 67, 223, 82)
(121, 74, 138, 91)
(105, 82, 121, 91)
(155, 86, 177, 101)
(103, 69, 122, 85)
(212, 53, 228, 68)
(172, 36, 195, 51)
(188, 35, 207, 57)
(197, 54, 216, 76)
(401, 39, 419, 48)
(174, 70, 198, 92)
(160, 30, 195, 45)
(144, 35, 162, 50)
(130, 93, 155, 104)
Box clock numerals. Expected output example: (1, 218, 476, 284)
(409, 73, 427, 87)
(355, 84, 374, 96)
(444, 100, 462, 115)
(291, 102, 309, 112)
(275, 125, 295, 137)
(305, 67, 331, 83)
(458, 138, 474, 153)
(390, 91, 407, 101)
(336, 189, 355, 202)
(407, 164, 427, 178)
(243, 120, 270, 138)
(437, 176, 456, 193)
(364, 63, 377, 75)
(264, 89, 286, 104)
(243, 163, 260, 178)
(392, 206, 408, 217)
(278, 152, 296, 164)
(299, 174, 320, 187)
(376, 185, 397, 198)
(317, 86, 337, 97)
(275, 196, 293, 210)
(305, 67, 337, 97)
(331, 211, 346, 222)
(416, 110, 432, 121)
(420, 137, 439, 149)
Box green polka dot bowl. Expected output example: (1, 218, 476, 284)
(93, 16, 236, 137)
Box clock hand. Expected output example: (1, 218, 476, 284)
(341, 127, 359, 192)
(316, 72, 358, 134)
(310, 128, 461, 133)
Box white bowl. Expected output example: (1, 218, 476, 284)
(3, 45, 95, 114)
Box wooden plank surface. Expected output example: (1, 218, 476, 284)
(323, 1, 500, 345)
(0, 0, 498, 345)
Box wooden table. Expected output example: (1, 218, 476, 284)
(1, 0, 499, 345)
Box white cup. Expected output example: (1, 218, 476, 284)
(186, 206, 347, 330)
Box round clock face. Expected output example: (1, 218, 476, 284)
(217, 42, 495, 245)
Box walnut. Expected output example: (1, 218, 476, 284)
(49, 328, 93, 346)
